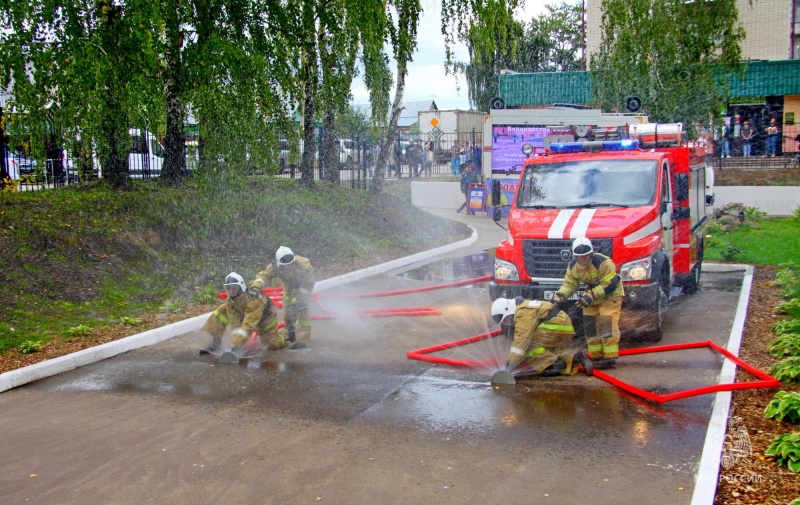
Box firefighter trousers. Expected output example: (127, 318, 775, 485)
(582, 296, 622, 359)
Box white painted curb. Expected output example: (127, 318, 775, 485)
(691, 263, 755, 505)
(0, 226, 478, 394)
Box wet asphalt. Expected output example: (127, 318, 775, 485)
(0, 208, 749, 505)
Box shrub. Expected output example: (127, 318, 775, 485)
(18, 340, 43, 354)
(194, 282, 217, 305)
(776, 299, 800, 319)
(771, 357, 800, 383)
(765, 391, 800, 423)
(776, 264, 800, 302)
(775, 319, 800, 336)
(765, 431, 800, 472)
(120, 317, 143, 326)
(160, 299, 183, 313)
(768, 334, 800, 358)
(65, 324, 93, 337)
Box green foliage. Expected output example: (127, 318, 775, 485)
(769, 334, 800, 358)
(765, 431, 800, 472)
(704, 216, 800, 265)
(589, 0, 744, 134)
(765, 391, 800, 424)
(776, 264, 800, 300)
(775, 320, 800, 336)
(119, 317, 143, 326)
(771, 357, 800, 383)
(793, 206, 800, 221)
(789, 498, 800, 505)
(159, 299, 183, 314)
(194, 282, 218, 306)
(777, 299, 800, 319)
(17, 340, 43, 355)
(65, 325, 93, 338)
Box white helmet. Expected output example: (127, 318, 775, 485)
(276, 246, 295, 266)
(224, 272, 246, 298)
(571, 236, 593, 256)
(491, 298, 516, 324)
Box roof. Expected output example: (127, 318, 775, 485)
(497, 60, 800, 107)
(499, 71, 591, 107)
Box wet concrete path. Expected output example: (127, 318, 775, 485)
(0, 210, 748, 505)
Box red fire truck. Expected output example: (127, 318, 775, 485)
(489, 123, 715, 341)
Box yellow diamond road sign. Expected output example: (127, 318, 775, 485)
(429, 117, 439, 128)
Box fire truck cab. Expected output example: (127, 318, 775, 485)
(489, 123, 714, 341)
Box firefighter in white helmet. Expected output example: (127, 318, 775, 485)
(250, 246, 315, 349)
(199, 272, 286, 355)
(552, 237, 623, 369)
(491, 297, 593, 377)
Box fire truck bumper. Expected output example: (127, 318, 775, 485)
(623, 282, 662, 309)
(489, 281, 561, 302)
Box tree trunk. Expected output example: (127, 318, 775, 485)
(372, 63, 408, 195)
(321, 107, 339, 183)
(162, 3, 185, 186)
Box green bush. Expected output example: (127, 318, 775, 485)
(768, 333, 800, 358)
(775, 319, 800, 336)
(765, 431, 800, 472)
(776, 264, 800, 301)
(160, 299, 183, 313)
(120, 317, 143, 326)
(777, 299, 800, 319)
(17, 340, 43, 354)
(765, 391, 800, 423)
(65, 325, 92, 337)
(771, 357, 800, 383)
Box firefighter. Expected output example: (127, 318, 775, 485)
(552, 237, 623, 369)
(199, 272, 285, 355)
(491, 297, 593, 377)
(250, 246, 315, 349)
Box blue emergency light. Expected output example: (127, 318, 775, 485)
(549, 139, 639, 153)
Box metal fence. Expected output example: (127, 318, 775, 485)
(2, 130, 490, 192)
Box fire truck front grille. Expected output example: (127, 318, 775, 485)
(522, 238, 613, 279)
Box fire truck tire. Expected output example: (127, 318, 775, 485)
(642, 279, 668, 342)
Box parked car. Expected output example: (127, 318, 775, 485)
(3, 149, 36, 181)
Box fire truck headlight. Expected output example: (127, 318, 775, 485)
(620, 257, 652, 281)
(494, 259, 520, 281)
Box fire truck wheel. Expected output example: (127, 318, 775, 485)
(642, 281, 668, 342)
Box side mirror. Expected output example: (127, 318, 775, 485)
(674, 173, 689, 201)
(493, 206, 502, 222)
(492, 179, 501, 207)
(672, 205, 690, 221)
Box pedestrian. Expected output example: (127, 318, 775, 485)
(473, 136, 482, 173)
(732, 114, 742, 157)
(422, 144, 432, 176)
(406, 138, 421, 177)
(199, 272, 285, 355)
(490, 298, 593, 377)
(551, 237, 623, 369)
(765, 118, 779, 157)
(250, 246, 315, 349)
(720, 121, 731, 158)
(460, 140, 471, 172)
(457, 162, 481, 214)
(450, 139, 461, 176)
(741, 120, 754, 157)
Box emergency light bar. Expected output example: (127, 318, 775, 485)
(549, 139, 640, 154)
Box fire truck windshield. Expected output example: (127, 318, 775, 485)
(516, 159, 658, 209)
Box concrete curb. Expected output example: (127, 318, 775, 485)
(0, 226, 478, 394)
(691, 263, 755, 505)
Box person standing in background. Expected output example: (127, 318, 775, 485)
(765, 118, 779, 157)
(741, 120, 754, 157)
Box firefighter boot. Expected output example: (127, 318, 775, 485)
(539, 358, 567, 377)
(591, 358, 617, 369)
(286, 325, 296, 344)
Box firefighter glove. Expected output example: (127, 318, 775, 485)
(552, 292, 567, 306)
(576, 293, 594, 308)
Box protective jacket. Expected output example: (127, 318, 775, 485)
(555, 253, 623, 305)
(202, 289, 281, 348)
(251, 255, 315, 344)
(507, 300, 578, 375)
(251, 255, 315, 301)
